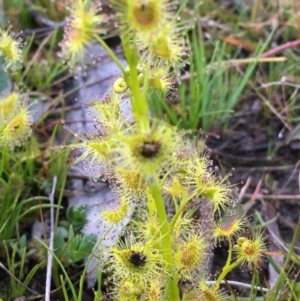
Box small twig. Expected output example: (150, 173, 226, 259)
(237, 176, 251, 203)
(242, 179, 262, 212)
(235, 164, 298, 171)
(262, 202, 284, 289)
(252, 86, 292, 132)
(243, 193, 300, 200)
(46, 104, 83, 116)
(267, 227, 289, 254)
(260, 39, 300, 58)
(0, 262, 39, 295)
(205, 280, 269, 292)
(22, 32, 53, 80)
(45, 176, 57, 301)
(211, 148, 286, 163)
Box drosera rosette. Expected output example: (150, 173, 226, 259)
(173, 226, 209, 282)
(110, 0, 175, 38)
(0, 26, 23, 71)
(108, 234, 165, 287)
(89, 194, 134, 236)
(233, 231, 267, 269)
(170, 136, 195, 171)
(68, 92, 131, 176)
(109, 166, 148, 203)
(59, 0, 108, 67)
(140, 278, 164, 301)
(140, 61, 175, 96)
(70, 129, 116, 176)
(179, 144, 213, 180)
(212, 207, 248, 246)
(58, 0, 267, 298)
(81, 192, 135, 274)
(0, 95, 34, 149)
(185, 152, 237, 214)
(196, 281, 232, 301)
(114, 120, 179, 176)
(112, 278, 144, 301)
(0, 92, 19, 120)
(163, 174, 186, 200)
(86, 92, 127, 133)
(137, 19, 189, 71)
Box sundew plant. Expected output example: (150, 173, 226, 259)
(59, 0, 268, 300)
(0, 0, 270, 300)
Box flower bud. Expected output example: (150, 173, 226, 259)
(113, 77, 128, 93)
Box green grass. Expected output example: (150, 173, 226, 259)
(149, 22, 280, 131)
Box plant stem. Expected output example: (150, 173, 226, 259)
(148, 177, 180, 301)
(93, 34, 126, 74)
(215, 260, 240, 288)
(146, 189, 158, 223)
(122, 35, 149, 132)
(215, 241, 240, 288)
(169, 191, 196, 229)
(96, 32, 150, 131)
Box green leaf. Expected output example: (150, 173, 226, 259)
(54, 226, 68, 250)
(67, 205, 89, 233)
(66, 234, 97, 263)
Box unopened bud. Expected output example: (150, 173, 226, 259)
(113, 77, 128, 93)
